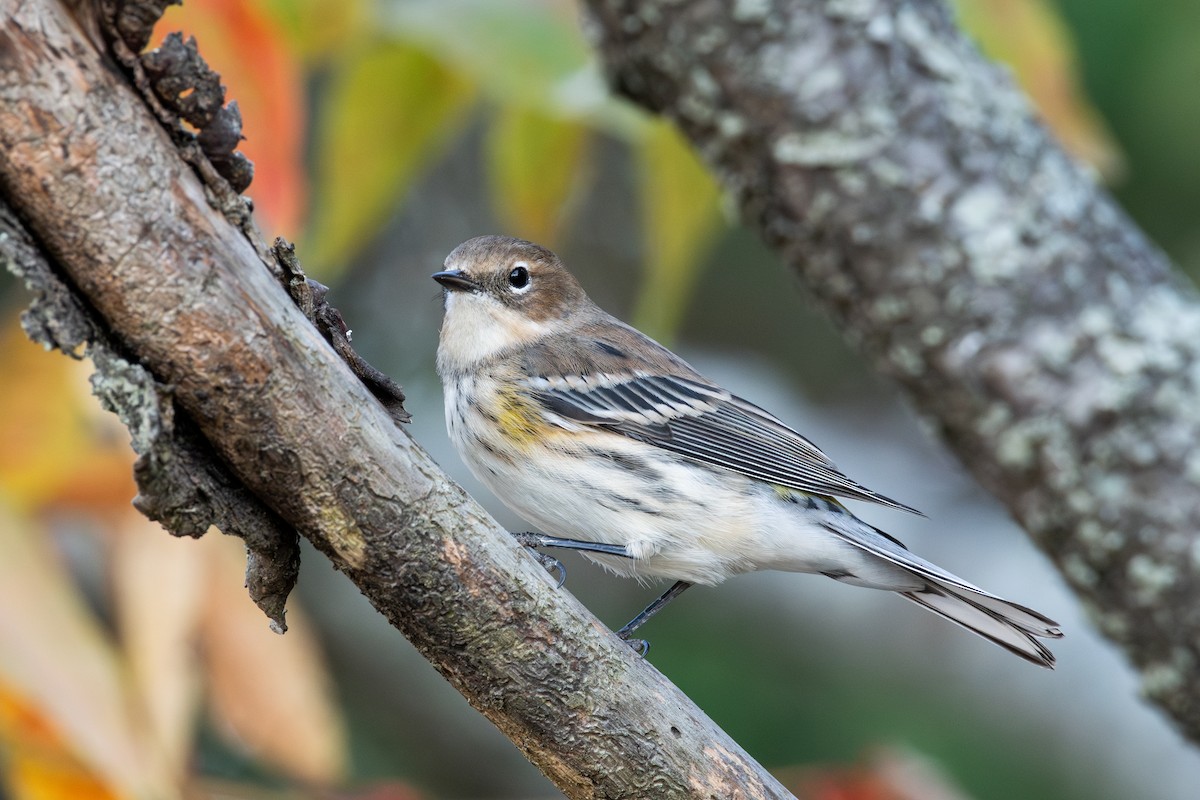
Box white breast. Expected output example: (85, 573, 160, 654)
(436, 291, 548, 374)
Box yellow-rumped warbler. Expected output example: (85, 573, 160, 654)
(433, 235, 1062, 667)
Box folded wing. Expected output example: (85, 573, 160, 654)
(528, 371, 920, 514)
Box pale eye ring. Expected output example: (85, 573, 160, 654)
(507, 263, 531, 292)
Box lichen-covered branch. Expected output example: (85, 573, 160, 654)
(584, 0, 1200, 741)
(0, 1, 797, 796)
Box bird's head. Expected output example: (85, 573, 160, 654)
(433, 235, 589, 371)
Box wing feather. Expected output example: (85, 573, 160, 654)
(527, 371, 920, 514)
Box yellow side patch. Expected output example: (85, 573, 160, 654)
(770, 484, 795, 502)
(495, 389, 543, 448)
(769, 484, 847, 513)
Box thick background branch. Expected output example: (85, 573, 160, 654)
(0, 1, 796, 797)
(584, 0, 1200, 740)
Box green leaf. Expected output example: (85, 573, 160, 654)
(632, 121, 724, 343)
(385, 2, 646, 138)
(305, 40, 476, 274)
(389, 0, 588, 109)
(486, 106, 590, 247)
(262, 0, 367, 64)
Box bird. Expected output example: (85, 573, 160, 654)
(432, 234, 1062, 667)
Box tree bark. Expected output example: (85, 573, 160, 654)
(0, 1, 797, 797)
(584, 0, 1200, 741)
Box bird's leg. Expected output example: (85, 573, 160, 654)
(510, 532, 632, 587)
(616, 580, 692, 655)
(511, 532, 633, 558)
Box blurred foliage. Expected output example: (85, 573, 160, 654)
(0, 333, 352, 799)
(257, 0, 720, 340)
(776, 747, 974, 800)
(0, 683, 119, 800)
(649, 598, 1076, 800)
(632, 119, 723, 341)
(1054, 0, 1200, 277)
(306, 41, 476, 272)
(485, 106, 590, 248)
(2, 0, 1196, 797)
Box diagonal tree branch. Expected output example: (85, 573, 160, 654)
(0, 0, 800, 797)
(583, 0, 1200, 742)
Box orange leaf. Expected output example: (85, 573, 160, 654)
(339, 782, 426, 800)
(0, 318, 136, 515)
(0, 684, 120, 800)
(153, 0, 308, 236)
(0, 501, 179, 799)
(777, 747, 972, 800)
(199, 534, 347, 786)
(112, 511, 207, 781)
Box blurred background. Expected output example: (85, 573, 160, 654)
(2, 0, 1199, 798)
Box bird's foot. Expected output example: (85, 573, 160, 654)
(510, 532, 567, 587)
(509, 532, 634, 587)
(533, 551, 567, 588)
(617, 631, 650, 657)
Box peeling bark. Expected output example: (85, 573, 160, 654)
(584, 0, 1200, 741)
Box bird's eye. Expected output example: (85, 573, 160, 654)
(507, 265, 530, 290)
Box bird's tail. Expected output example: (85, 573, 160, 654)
(902, 578, 1062, 668)
(817, 514, 1063, 667)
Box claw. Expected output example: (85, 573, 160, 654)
(621, 636, 650, 656)
(511, 531, 567, 587)
(534, 551, 567, 588)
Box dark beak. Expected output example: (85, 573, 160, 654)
(432, 269, 479, 292)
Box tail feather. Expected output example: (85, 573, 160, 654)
(817, 516, 1062, 667)
(943, 585, 1062, 639)
(903, 581, 1060, 668)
